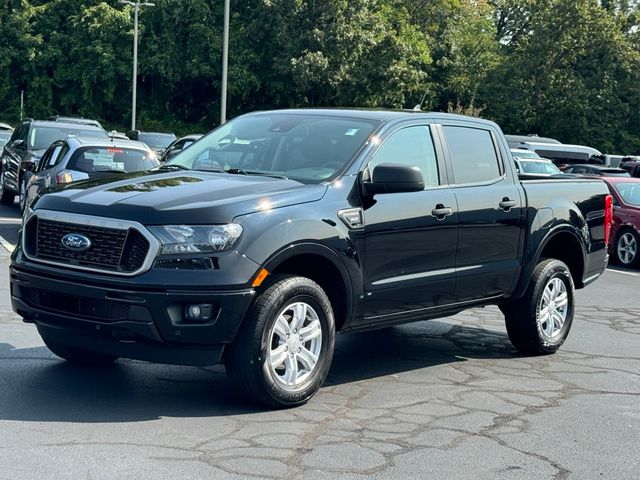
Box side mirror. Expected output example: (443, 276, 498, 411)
(363, 163, 425, 195)
(20, 160, 35, 172)
(165, 149, 179, 160)
(12, 139, 25, 149)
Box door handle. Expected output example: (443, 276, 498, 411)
(431, 204, 454, 220)
(499, 198, 517, 211)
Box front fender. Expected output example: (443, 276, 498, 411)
(234, 207, 363, 327)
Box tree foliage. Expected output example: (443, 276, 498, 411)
(1, 0, 640, 153)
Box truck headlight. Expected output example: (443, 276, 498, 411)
(149, 224, 243, 255)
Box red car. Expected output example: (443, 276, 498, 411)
(602, 177, 640, 267)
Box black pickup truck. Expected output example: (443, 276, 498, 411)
(10, 109, 612, 407)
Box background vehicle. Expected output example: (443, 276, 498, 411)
(108, 130, 129, 140)
(160, 134, 203, 162)
(514, 158, 563, 176)
(510, 148, 543, 160)
(0, 122, 13, 148)
(505, 134, 561, 149)
(11, 109, 611, 407)
(518, 142, 602, 169)
(126, 130, 176, 156)
(563, 164, 630, 177)
(0, 119, 108, 206)
(24, 137, 158, 212)
(620, 159, 640, 178)
(48, 116, 103, 129)
(0, 130, 11, 149)
(602, 177, 640, 267)
(590, 154, 626, 167)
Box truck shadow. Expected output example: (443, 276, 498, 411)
(0, 320, 516, 423)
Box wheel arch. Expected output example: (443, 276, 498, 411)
(261, 242, 354, 332)
(513, 226, 587, 299)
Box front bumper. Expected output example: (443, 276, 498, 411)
(10, 265, 255, 366)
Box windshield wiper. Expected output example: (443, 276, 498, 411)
(156, 164, 190, 171)
(226, 168, 288, 180)
(93, 169, 128, 174)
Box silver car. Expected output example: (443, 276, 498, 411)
(24, 137, 159, 212)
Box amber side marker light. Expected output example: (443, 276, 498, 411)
(252, 268, 270, 287)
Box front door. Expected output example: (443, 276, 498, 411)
(361, 124, 458, 320)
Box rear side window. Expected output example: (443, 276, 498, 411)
(67, 147, 158, 173)
(443, 126, 501, 184)
(369, 126, 439, 187)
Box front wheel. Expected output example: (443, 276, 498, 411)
(226, 275, 335, 408)
(501, 259, 575, 355)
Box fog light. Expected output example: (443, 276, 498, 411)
(185, 303, 213, 322)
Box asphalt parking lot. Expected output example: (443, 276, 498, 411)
(0, 202, 638, 480)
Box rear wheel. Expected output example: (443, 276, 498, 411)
(614, 229, 639, 267)
(0, 170, 15, 206)
(42, 336, 118, 365)
(226, 275, 335, 408)
(501, 259, 574, 355)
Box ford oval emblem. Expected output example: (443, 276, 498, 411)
(61, 233, 92, 252)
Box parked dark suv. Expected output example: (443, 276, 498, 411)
(0, 119, 107, 206)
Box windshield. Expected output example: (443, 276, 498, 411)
(520, 160, 561, 175)
(167, 114, 378, 183)
(615, 182, 640, 207)
(67, 146, 159, 173)
(138, 133, 175, 149)
(30, 126, 107, 150)
(512, 150, 540, 159)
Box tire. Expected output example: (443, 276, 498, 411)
(42, 337, 118, 365)
(0, 171, 15, 206)
(613, 229, 639, 268)
(501, 259, 575, 355)
(226, 275, 335, 408)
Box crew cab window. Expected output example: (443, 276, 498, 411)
(443, 126, 501, 184)
(368, 126, 439, 187)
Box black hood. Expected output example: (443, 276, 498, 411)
(33, 171, 328, 224)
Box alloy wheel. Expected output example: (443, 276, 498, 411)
(617, 232, 637, 265)
(267, 301, 323, 388)
(537, 277, 569, 341)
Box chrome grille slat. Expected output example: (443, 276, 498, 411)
(22, 210, 159, 277)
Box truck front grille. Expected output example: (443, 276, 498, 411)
(23, 213, 152, 275)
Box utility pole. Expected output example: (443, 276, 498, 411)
(220, 0, 230, 124)
(120, 0, 155, 131)
(20, 90, 24, 121)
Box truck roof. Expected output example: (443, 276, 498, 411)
(246, 108, 500, 128)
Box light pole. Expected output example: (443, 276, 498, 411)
(120, 0, 155, 131)
(220, 0, 230, 124)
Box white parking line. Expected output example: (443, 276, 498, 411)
(606, 268, 639, 277)
(0, 235, 15, 253)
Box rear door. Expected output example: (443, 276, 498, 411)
(438, 123, 524, 303)
(361, 123, 458, 320)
